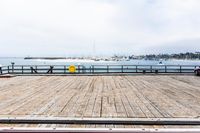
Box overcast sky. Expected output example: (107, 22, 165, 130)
(0, 0, 200, 57)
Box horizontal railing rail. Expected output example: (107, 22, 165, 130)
(0, 65, 199, 75)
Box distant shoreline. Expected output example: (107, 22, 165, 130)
(24, 57, 67, 60)
(23, 57, 200, 61)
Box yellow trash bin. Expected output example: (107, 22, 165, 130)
(68, 65, 76, 73)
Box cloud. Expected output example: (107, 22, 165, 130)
(0, 0, 200, 56)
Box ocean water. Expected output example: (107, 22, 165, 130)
(0, 57, 200, 66)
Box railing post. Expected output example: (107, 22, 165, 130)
(136, 66, 138, 73)
(121, 66, 123, 73)
(31, 67, 33, 74)
(22, 66, 24, 74)
(180, 66, 182, 73)
(35, 66, 37, 73)
(92, 65, 94, 74)
(11, 62, 15, 74)
(8, 66, 10, 74)
(150, 66, 152, 73)
(64, 66, 66, 74)
(78, 65, 80, 74)
(0, 67, 2, 75)
(107, 65, 109, 73)
(165, 66, 167, 73)
(89, 66, 91, 73)
(82, 66, 85, 73)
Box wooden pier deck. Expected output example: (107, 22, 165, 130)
(0, 75, 200, 128)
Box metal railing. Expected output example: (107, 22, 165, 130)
(0, 65, 199, 75)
